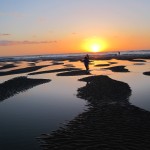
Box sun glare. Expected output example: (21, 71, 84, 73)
(90, 44, 101, 52)
(82, 37, 107, 53)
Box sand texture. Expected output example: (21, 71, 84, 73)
(29, 68, 81, 75)
(0, 65, 49, 76)
(0, 64, 17, 70)
(143, 71, 150, 76)
(104, 65, 130, 72)
(0, 76, 50, 101)
(40, 75, 150, 150)
(57, 70, 91, 76)
(94, 64, 110, 67)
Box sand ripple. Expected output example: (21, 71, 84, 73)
(39, 75, 150, 149)
(0, 76, 50, 101)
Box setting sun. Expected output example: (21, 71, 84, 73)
(82, 37, 107, 53)
(90, 44, 101, 52)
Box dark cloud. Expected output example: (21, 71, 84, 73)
(0, 40, 57, 46)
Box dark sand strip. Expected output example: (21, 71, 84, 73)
(143, 71, 150, 76)
(104, 65, 130, 72)
(128, 59, 146, 62)
(68, 59, 79, 62)
(28, 63, 35, 66)
(108, 62, 118, 64)
(29, 68, 81, 75)
(57, 70, 91, 76)
(63, 64, 75, 68)
(134, 63, 145, 65)
(51, 61, 64, 66)
(0, 64, 17, 70)
(40, 75, 150, 150)
(0, 76, 50, 102)
(94, 64, 110, 67)
(0, 65, 49, 76)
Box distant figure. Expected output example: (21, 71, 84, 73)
(118, 51, 120, 56)
(83, 54, 90, 73)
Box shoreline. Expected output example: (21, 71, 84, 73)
(0, 51, 150, 62)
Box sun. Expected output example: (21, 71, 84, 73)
(90, 43, 101, 52)
(82, 37, 107, 53)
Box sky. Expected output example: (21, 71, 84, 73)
(0, 0, 150, 56)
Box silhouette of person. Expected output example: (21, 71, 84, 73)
(83, 54, 90, 73)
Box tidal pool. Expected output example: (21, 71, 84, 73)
(0, 59, 150, 150)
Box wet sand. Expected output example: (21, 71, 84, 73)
(104, 65, 130, 72)
(108, 62, 118, 65)
(143, 71, 150, 76)
(40, 75, 150, 150)
(63, 64, 75, 68)
(0, 76, 51, 102)
(133, 63, 145, 65)
(0, 64, 17, 70)
(0, 65, 49, 76)
(29, 68, 81, 75)
(128, 59, 146, 62)
(94, 64, 110, 67)
(57, 70, 91, 76)
(0, 54, 150, 150)
(51, 61, 64, 66)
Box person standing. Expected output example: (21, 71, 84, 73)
(83, 54, 90, 73)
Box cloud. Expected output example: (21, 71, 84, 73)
(0, 34, 11, 36)
(0, 40, 57, 46)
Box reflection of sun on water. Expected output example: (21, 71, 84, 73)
(82, 37, 107, 53)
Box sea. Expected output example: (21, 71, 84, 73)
(0, 50, 150, 62)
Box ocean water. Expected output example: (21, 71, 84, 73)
(0, 50, 150, 62)
(0, 50, 150, 150)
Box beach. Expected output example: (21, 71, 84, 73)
(0, 51, 150, 150)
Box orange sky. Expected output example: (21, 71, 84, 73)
(0, 0, 150, 56)
(1, 35, 150, 56)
